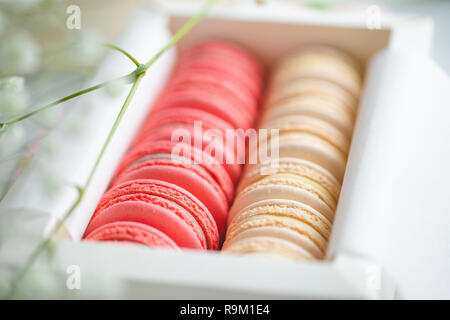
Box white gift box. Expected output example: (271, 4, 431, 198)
(1, 1, 449, 299)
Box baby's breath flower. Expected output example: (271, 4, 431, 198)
(66, 31, 103, 68)
(0, 0, 42, 12)
(0, 76, 27, 119)
(0, 10, 7, 36)
(0, 123, 27, 157)
(40, 133, 59, 156)
(0, 33, 40, 75)
(42, 172, 62, 197)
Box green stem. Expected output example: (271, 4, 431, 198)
(0, 73, 137, 132)
(76, 73, 144, 200)
(102, 43, 141, 67)
(144, 0, 218, 69)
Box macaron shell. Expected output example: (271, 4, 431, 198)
(178, 49, 261, 75)
(228, 199, 332, 239)
(111, 159, 229, 238)
(173, 62, 261, 102)
(175, 40, 264, 100)
(85, 221, 179, 249)
(239, 158, 341, 202)
(224, 225, 324, 259)
(166, 71, 258, 117)
(274, 45, 362, 92)
(179, 43, 262, 74)
(176, 54, 263, 97)
(223, 236, 313, 261)
(153, 85, 253, 129)
(169, 64, 260, 105)
(225, 212, 327, 256)
(90, 179, 219, 250)
(114, 141, 235, 198)
(85, 198, 206, 249)
(229, 179, 335, 224)
(241, 173, 337, 211)
(159, 80, 255, 117)
(294, 45, 363, 72)
(137, 106, 237, 142)
(261, 115, 351, 156)
(273, 53, 362, 98)
(266, 78, 357, 115)
(262, 95, 354, 138)
(134, 124, 243, 185)
(183, 41, 264, 76)
(275, 132, 347, 182)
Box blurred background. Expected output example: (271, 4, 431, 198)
(0, 0, 449, 299)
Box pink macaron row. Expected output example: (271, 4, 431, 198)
(83, 41, 264, 251)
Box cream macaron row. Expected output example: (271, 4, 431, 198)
(222, 45, 362, 261)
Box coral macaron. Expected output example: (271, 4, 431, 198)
(153, 84, 254, 129)
(165, 73, 258, 119)
(84, 179, 219, 250)
(181, 40, 264, 77)
(133, 123, 243, 185)
(174, 55, 262, 102)
(85, 221, 179, 249)
(137, 106, 236, 141)
(111, 158, 229, 238)
(114, 140, 235, 200)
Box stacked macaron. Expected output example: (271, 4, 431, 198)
(222, 45, 362, 260)
(84, 41, 264, 250)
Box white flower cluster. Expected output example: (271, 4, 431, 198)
(0, 32, 40, 75)
(0, 76, 27, 119)
(0, 0, 103, 200)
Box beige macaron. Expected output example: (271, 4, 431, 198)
(261, 114, 351, 156)
(272, 45, 363, 98)
(229, 172, 336, 224)
(223, 236, 314, 261)
(299, 45, 363, 72)
(260, 95, 355, 139)
(268, 131, 347, 182)
(265, 78, 358, 115)
(238, 157, 341, 203)
(227, 198, 332, 239)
